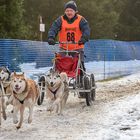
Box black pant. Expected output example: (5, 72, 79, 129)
(79, 61, 86, 85)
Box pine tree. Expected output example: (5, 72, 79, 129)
(0, 0, 28, 39)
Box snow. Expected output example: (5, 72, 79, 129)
(20, 60, 140, 81)
(85, 60, 140, 80)
(0, 62, 140, 140)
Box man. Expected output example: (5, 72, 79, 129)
(48, 0, 90, 87)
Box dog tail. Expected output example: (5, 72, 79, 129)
(60, 72, 69, 84)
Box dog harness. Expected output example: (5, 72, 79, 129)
(13, 91, 25, 104)
(48, 88, 59, 100)
(48, 83, 62, 100)
(59, 14, 84, 50)
(48, 88, 58, 100)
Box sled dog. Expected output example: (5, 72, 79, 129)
(46, 69, 69, 115)
(0, 92, 7, 125)
(0, 66, 12, 125)
(0, 66, 12, 98)
(10, 72, 39, 129)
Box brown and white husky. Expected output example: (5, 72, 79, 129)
(10, 72, 39, 129)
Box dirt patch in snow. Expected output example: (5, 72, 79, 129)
(96, 77, 140, 102)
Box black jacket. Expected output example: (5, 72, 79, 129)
(48, 14, 90, 42)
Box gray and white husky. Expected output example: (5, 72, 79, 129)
(0, 66, 13, 106)
(45, 69, 69, 115)
(0, 66, 11, 125)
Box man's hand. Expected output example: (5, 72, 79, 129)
(48, 38, 55, 45)
(78, 37, 86, 45)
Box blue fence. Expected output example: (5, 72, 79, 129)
(0, 39, 140, 80)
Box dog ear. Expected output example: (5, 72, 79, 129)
(55, 71, 61, 78)
(55, 70, 60, 75)
(49, 68, 53, 73)
(6, 67, 10, 74)
(1, 66, 7, 72)
(14, 71, 16, 75)
(10, 72, 15, 80)
(22, 72, 24, 76)
(50, 68, 57, 74)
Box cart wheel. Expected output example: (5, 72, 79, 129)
(90, 74, 96, 101)
(37, 75, 46, 105)
(84, 76, 92, 106)
(37, 92, 45, 105)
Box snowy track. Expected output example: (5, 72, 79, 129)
(0, 73, 140, 140)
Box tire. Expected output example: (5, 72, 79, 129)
(90, 74, 96, 101)
(37, 75, 46, 105)
(84, 76, 92, 106)
(37, 92, 45, 105)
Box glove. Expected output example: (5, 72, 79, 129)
(48, 38, 55, 45)
(78, 38, 86, 45)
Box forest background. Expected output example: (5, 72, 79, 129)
(0, 0, 140, 41)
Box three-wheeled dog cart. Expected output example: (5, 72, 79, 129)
(37, 42, 96, 106)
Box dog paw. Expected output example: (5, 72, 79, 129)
(13, 119, 18, 124)
(58, 113, 63, 116)
(47, 106, 53, 112)
(11, 109, 14, 113)
(16, 125, 21, 129)
(28, 118, 32, 124)
(3, 114, 7, 120)
(47, 108, 53, 112)
(47, 107, 51, 111)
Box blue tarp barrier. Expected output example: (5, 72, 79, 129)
(0, 39, 140, 79)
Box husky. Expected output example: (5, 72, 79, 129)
(0, 66, 11, 125)
(45, 69, 69, 115)
(10, 72, 39, 129)
(0, 66, 12, 96)
(0, 66, 10, 82)
(0, 91, 7, 125)
(0, 66, 12, 102)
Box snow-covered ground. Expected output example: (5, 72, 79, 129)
(0, 70, 140, 140)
